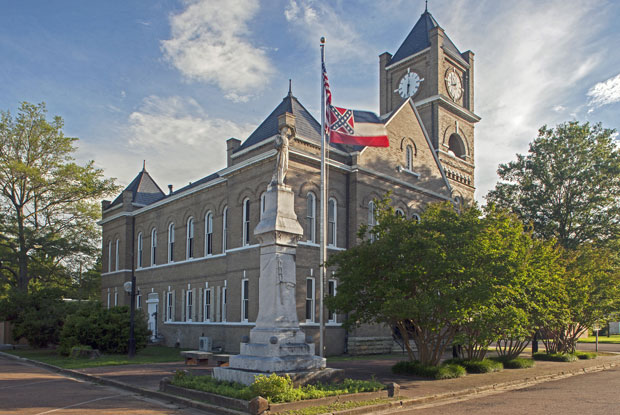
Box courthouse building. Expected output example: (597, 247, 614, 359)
(100, 9, 479, 355)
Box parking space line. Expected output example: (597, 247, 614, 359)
(0, 379, 62, 390)
(33, 395, 118, 415)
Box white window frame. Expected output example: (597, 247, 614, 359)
(185, 289, 193, 322)
(306, 277, 315, 323)
(260, 192, 266, 220)
(328, 198, 337, 247)
(166, 291, 174, 322)
(114, 290, 118, 307)
(306, 192, 316, 243)
(107, 241, 112, 272)
(136, 290, 142, 310)
(203, 287, 212, 322)
(151, 228, 157, 266)
(137, 232, 143, 268)
(222, 207, 228, 252)
(205, 212, 213, 256)
(115, 239, 120, 271)
(221, 286, 227, 322)
(168, 223, 175, 263)
(368, 201, 376, 242)
(395, 208, 405, 218)
(328, 279, 338, 323)
(241, 279, 249, 322)
(412, 213, 421, 223)
(106, 289, 111, 309)
(186, 217, 194, 259)
(242, 198, 250, 246)
(406, 144, 413, 170)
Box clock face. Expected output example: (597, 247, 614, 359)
(395, 70, 423, 98)
(445, 68, 463, 102)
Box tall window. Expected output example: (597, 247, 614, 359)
(328, 279, 338, 323)
(168, 223, 175, 262)
(368, 201, 376, 242)
(166, 291, 174, 322)
(186, 289, 193, 322)
(203, 288, 212, 322)
(186, 217, 194, 259)
(222, 207, 228, 252)
(328, 198, 337, 247)
(205, 212, 213, 256)
(221, 286, 227, 322)
(242, 198, 250, 246)
(136, 290, 142, 310)
(241, 279, 249, 322)
(107, 290, 110, 309)
(107, 241, 112, 272)
(115, 239, 120, 271)
(406, 144, 414, 170)
(137, 233, 143, 268)
(306, 193, 316, 243)
(114, 290, 118, 307)
(305, 278, 315, 322)
(151, 228, 157, 266)
(260, 192, 266, 219)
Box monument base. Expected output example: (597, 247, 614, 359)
(213, 366, 344, 387)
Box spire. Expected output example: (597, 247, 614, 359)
(288, 79, 292, 96)
(142, 160, 146, 171)
(425, 0, 428, 12)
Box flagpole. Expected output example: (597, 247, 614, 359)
(319, 37, 327, 358)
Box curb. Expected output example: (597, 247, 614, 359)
(1, 351, 618, 415)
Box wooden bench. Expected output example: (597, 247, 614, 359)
(180, 351, 212, 366)
(212, 353, 232, 367)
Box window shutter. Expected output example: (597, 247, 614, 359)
(162, 291, 166, 322)
(192, 289, 197, 322)
(215, 287, 221, 322)
(171, 290, 176, 322)
(181, 289, 186, 322)
(197, 288, 203, 322)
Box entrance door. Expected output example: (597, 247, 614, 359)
(146, 293, 159, 341)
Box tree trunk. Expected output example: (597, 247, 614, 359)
(17, 210, 29, 292)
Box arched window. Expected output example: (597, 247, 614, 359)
(395, 208, 405, 218)
(328, 198, 337, 247)
(412, 213, 421, 223)
(186, 217, 194, 259)
(151, 228, 157, 266)
(368, 201, 376, 242)
(222, 206, 228, 252)
(115, 239, 120, 271)
(242, 198, 251, 246)
(205, 212, 213, 256)
(306, 192, 316, 243)
(168, 223, 175, 263)
(448, 133, 466, 160)
(137, 232, 143, 268)
(260, 192, 266, 220)
(406, 145, 413, 170)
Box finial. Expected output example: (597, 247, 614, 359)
(425, 0, 428, 12)
(288, 79, 292, 96)
(142, 160, 146, 171)
(320, 37, 325, 44)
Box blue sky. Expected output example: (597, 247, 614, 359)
(2, 0, 619, 202)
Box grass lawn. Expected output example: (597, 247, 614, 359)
(3, 345, 189, 369)
(577, 334, 620, 344)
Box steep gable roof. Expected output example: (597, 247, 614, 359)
(110, 167, 166, 208)
(236, 91, 355, 153)
(390, 10, 464, 66)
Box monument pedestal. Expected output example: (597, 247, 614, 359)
(213, 184, 332, 386)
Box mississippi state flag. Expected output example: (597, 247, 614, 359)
(328, 106, 389, 147)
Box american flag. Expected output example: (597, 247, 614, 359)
(322, 60, 332, 136)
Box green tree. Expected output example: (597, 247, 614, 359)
(0, 102, 118, 293)
(486, 121, 620, 249)
(327, 199, 495, 365)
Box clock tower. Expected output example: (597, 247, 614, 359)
(379, 8, 480, 202)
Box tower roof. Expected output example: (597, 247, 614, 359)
(236, 90, 358, 153)
(389, 10, 463, 66)
(110, 166, 166, 208)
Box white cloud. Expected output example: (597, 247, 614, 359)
(284, 0, 365, 62)
(587, 73, 620, 109)
(161, 0, 274, 101)
(430, 0, 607, 202)
(80, 96, 255, 189)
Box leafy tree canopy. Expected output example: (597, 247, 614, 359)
(486, 121, 620, 249)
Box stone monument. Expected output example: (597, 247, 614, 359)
(213, 113, 335, 386)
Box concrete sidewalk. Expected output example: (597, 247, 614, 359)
(3, 348, 620, 414)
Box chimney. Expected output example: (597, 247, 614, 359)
(226, 137, 242, 167)
(379, 51, 392, 116)
(168, 184, 173, 195)
(278, 112, 296, 135)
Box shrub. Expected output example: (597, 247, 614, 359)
(490, 356, 535, 369)
(532, 352, 577, 362)
(575, 351, 597, 360)
(59, 303, 149, 355)
(457, 359, 503, 374)
(391, 360, 466, 379)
